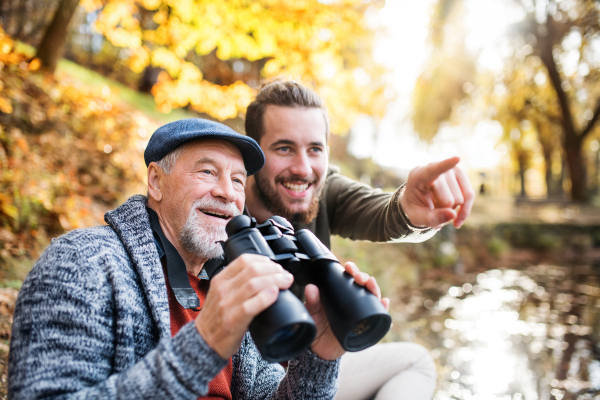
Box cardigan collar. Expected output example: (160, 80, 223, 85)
(104, 195, 171, 339)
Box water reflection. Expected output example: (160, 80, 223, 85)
(394, 265, 600, 400)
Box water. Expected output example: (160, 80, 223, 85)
(392, 265, 600, 400)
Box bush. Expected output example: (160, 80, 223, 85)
(0, 28, 156, 272)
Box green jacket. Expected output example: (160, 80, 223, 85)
(292, 167, 436, 249)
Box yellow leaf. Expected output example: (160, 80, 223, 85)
(142, 0, 161, 10)
(179, 62, 202, 81)
(127, 47, 150, 73)
(0, 97, 12, 114)
(151, 48, 181, 76)
(1, 203, 17, 220)
(80, 0, 102, 12)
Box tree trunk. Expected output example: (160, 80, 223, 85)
(13, 0, 25, 39)
(544, 152, 553, 196)
(139, 66, 163, 93)
(538, 18, 592, 202)
(2, 0, 19, 36)
(594, 149, 600, 196)
(35, 0, 79, 73)
(518, 161, 527, 198)
(564, 136, 587, 201)
(535, 121, 555, 197)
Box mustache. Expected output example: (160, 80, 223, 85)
(191, 198, 241, 217)
(276, 175, 318, 185)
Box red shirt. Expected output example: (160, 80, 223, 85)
(162, 264, 233, 400)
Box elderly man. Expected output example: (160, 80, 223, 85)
(9, 118, 386, 399)
(244, 81, 475, 400)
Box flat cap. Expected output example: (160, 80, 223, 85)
(144, 118, 265, 175)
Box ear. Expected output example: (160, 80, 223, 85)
(147, 163, 163, 202)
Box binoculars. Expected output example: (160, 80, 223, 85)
(220, 215, 391, 363)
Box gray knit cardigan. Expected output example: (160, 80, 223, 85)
(8, 195, 340, 399)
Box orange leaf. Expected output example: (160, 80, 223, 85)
(29, 58, 41, 71)
(16, 138, 29, 153)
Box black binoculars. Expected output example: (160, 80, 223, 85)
(220, 214, 391, 363)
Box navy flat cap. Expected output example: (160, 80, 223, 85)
(144, 118, 265, 175)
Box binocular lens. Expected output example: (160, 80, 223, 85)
(267, 324, 300, 345)
(349, 316, 377, 337)
(344, 314, 391, 351)
(249, 289, 317, 362)
(262, 323, 315, 362)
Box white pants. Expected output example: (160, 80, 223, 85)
(334, 342, 437, 400)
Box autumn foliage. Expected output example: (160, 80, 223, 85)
(0, 28, 154, 265)
(0, 0, 392, 273)
(85, 0, 390, 133)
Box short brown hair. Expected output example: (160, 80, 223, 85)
(245, 80, 330, 144)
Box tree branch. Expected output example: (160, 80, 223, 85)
(522, 96, 559, 122)
(538, 17, 579, 143)
(581, 100, 600, 139)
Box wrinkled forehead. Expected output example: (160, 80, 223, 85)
(180, 138, 247, 173)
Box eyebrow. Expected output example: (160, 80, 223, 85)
(194, 156, 247, 177)
(194, 156, 216, 168)
(270, 139, 325, 148)
(235, 167, 249, 179)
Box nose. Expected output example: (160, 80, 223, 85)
(211, 174, 238, 203)
(289, 151, 312, 178)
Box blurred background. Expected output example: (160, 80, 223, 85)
(2, 0, 600, 399)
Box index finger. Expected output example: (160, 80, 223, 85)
(454, 168, 475, 228)
(344, 262, 368, 284)
(344, 262, 381, 299)
(416, 156, 461, 184)
(343, 261, 360, 277)
(365, 277, 382, 300)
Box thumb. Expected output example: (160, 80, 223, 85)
(413, 208, 457, 228)
(304, 284, 321, 314)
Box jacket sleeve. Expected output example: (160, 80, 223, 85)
(231, 333, 340, 400)
(325, 172, 436, 243)
(8, 235, 228, 400)
(276, 349, 340, 399)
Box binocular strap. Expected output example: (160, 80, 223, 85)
(147, 207, 201, 311)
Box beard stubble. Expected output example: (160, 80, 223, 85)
(253, 170, 321, 224)
(179, 198, 241, 259)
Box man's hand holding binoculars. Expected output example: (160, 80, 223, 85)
(195, 254, 294, 360)
(195, 255, 387, 361)
(306, 261, 390, 361)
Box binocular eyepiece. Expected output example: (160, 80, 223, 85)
(220, 215, 391, 363)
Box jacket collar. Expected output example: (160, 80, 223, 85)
(104, 195, 171, 339)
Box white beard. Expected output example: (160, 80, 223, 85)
(179, 198, 241, 259)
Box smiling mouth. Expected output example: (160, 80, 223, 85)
(199, 209, 232, 220)
(282, 182, 310, 193)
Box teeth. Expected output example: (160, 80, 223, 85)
(201, 210, 230, 219)
(283, 182, 309, 193)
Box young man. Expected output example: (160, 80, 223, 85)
(244, 81, 475, 400)
(9, 118, 385, 399)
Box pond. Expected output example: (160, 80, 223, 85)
(392, 264, 600, 400)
